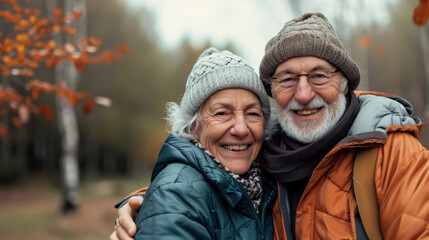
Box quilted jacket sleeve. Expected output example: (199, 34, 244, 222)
(134, 181, 212, 240)
(377, 131, 429, 239)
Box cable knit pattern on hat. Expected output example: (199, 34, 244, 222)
(259, 12, 360, 96)
(181, 47, 271, 121)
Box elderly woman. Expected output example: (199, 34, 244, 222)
(126, 48, 276, 239)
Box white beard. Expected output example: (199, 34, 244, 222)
(277, 93, 347, 144)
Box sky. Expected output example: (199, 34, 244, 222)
(124, 0, 397, 71)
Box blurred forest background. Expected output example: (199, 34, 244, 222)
(1, 0, 428, 239)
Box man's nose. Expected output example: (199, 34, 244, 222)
(294, 76, 315, 105)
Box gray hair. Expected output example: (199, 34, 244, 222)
(164, 102, 200, 141)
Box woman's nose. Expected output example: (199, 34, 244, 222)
(229, 116, 249, 138)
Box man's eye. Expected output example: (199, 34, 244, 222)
(281, 77, 296, 82)
(312, 73, 327, 78)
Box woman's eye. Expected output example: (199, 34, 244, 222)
(247, 111, 263, 120)
(214, 111, 231, 118)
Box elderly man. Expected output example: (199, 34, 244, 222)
(112, 12, 429, 239)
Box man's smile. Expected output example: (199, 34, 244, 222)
(294, 107, 322, 116)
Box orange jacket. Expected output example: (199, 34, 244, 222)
(272, 91, 429, 239)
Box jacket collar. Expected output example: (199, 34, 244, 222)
(152, 135, 250, 208)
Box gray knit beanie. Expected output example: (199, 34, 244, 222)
(260, 12, 360, 97)
(180, 47, 270, 121)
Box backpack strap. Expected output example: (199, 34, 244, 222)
(353, 147, 383, 240)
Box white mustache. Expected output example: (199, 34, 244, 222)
(286, 96, 327, 111)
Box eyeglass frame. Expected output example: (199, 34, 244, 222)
(270, 68, 341, 90)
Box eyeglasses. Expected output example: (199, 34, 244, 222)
(271, 69, 340, 90)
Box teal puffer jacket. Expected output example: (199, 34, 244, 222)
(134, 135, 277, 239)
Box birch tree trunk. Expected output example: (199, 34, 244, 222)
(46, 0, 86, 212)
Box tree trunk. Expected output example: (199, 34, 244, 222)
(46, 0, 86, 213)
(0, 75, 10, 180)
(420, 23, 429, 120)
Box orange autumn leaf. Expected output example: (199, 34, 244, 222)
(67, 94, 75, 105)
(65, 89, 74, 100)
(55, 88, 66, 97)
(14, 24, 26, 31)
(6, 88, 23, 103)
(72, 10, 82, 19)
(28, 15, 36, 23)
(87, 57, 101, 65)
(61, 26, 77, 35)
(25, 79, 38, 90)
(27, 60, 38, 68)
(13, 5, 22, 14)
(16, 33, 29, 43)
(86, 37, 102, 46)
(32, 88, 42, 99)
(39, 104, 53, 119)
(0, 10, 10, 18)
(46, 39, 56, 48)
(11, 116, 21, 128)
(413, 0, 429, 26)
(100, 51, 115, 64)
(50, 58, 64, 68)
(74, 58, 86, 72)
(358, 35, 372, 49)
(53, 8, 62, 19)
(24, 9, 40, 16)
(2, 55, 12, 64)
(20, 68, 34, 76)
(26, 79, 54, 91)
(115, 45, 130, 53)
(68, 92, 87, 105)
(83, 98, 94, 114)
(18, 19, 29, 27)
(52, 23, 60, 32)
(73, 92, 87, 104)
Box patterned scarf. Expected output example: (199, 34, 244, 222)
(192, 140, 263, 213)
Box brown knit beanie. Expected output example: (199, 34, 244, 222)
(259, 12, 360, 97)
